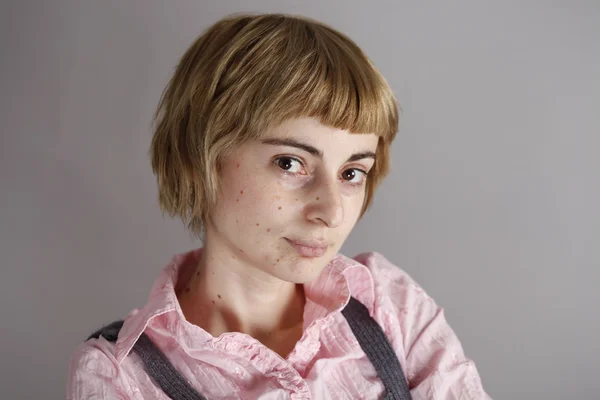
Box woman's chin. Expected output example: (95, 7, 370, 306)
(275, 255, 334, 284)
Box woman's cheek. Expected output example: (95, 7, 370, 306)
(340, 185, 368, 216)
(276, 174, 309, 190)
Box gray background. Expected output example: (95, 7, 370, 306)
(1, 1, 598, 399)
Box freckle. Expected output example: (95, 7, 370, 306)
(212, 300, 215, 304)
(316, 197, 320, 200)
(196, 271, 200, 276)
(240, 249, 244, 253)
(212, 271, 215, 275)
(236, 198, 239, 202)
(277, 259, 280, 262)
(295, 198, 299, 201)
(278, 206, 282, 210)
(256, 223, 260, 226)
(217, 294, 222, 299)
(267, 228, 271, 232)
(240, 190, 244, 194)
(236, 163, 240, 168)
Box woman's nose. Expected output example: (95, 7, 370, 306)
(304, 177, 344, 228)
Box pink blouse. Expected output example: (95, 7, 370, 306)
(67, 248, 491, 399)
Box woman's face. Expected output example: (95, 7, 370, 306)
(205, 117, 379, 283)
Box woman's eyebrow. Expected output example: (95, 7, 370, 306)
(261, 138, 322, 157)
(261, 138, 376, 162)
(346, 151, 376, 163)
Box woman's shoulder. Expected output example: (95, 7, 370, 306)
(70, 335, 116, 366)
(345, 252, 426, 292)
(67, 335, 121, 395)
(343, 251, 439, 311)
(67, 313, 142, 398)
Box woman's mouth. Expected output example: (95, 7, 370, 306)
(284, 238, 329, 257)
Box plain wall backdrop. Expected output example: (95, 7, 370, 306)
(1, 1, 598, 399)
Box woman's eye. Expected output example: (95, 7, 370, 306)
(341, 168, 367, 184)
(275, 157, 304, 174)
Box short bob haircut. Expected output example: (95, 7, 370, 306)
(150, 13, 399, 238)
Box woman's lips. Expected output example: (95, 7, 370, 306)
(284, 238, 329, 257)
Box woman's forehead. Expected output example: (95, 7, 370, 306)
(260, 118, 378, 151)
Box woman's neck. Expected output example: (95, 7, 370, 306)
(177, 242, 306, 353)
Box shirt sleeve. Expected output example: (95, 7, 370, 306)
(355, 252, 492, 400)
(66, 340, 130, 400)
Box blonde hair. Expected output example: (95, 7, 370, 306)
(150, 13, 399, 237)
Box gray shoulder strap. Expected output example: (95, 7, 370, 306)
(341, 296, 413, 400)
(88, 320, 206, 400)
(132, 333, 206, 400)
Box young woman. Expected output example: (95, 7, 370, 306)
(68, 13, 491, 400)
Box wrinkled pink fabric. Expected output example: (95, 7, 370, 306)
(67, 248, 491, 399)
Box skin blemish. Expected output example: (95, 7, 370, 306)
(240, 249, 244, 253)
(196, 271, 200, 276)
(316, 196, 320, 200)
(185, 287, 190, 293)
(236, 163, 240, 168)
(217, 294, 222, 299)
(236, 198, 239, 202)
(267, 228, 271, 232)
(277, 259, 280, 262)
(256, 223, 260, 226)
(212, 300, 215, 304)
(278, 206, 282, 210)
(240, 190, 244, 194)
